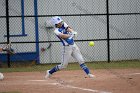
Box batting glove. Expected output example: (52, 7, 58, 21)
(68, 31, 78, 39)
(73, 31, 78, 37)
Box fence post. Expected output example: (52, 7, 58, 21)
(106, 0, 110, 63)
(6, 0, 11, 67)
(34, 0, 40, 64)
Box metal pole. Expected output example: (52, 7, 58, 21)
(106, 0, 110, 63)
(6, 0, 11, 67)
(34, 0, 40, 64)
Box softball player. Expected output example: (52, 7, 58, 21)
(0, 44, 15, 54)
(45, 16, 95, 79)
(0, 47, 9, 52)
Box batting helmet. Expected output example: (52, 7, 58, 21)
(51, 16, 63, 25)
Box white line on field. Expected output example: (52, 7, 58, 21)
(126, 73, 140, 76)
(28, 80, 46, 81)
(28, 80, 111, 93)
(52, 83, 111, 93)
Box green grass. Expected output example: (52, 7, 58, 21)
(87, 61, 140, 69)
(68, 60, 140, 70)
(0, 60, 140, 72)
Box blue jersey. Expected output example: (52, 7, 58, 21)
(54, 22, 74, 46)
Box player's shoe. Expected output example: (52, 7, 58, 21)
(88, 74, 95, 78)
(45, 70, 51, 79)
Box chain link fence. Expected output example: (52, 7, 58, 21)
(0, 0, 140, 68)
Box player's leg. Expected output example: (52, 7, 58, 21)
(72, 44, 95, 78)
(45, 46, 72, 78)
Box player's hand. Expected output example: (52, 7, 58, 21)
(73, 31, 78, 37)
(70, 31, 77, 38)
(68, 31, 78, 39)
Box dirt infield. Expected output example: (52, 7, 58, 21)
(0, 69, 140, 93)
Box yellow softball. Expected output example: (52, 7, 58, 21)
(89, 41, 95, 46)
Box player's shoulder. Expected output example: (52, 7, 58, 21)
(54, 28, 62, 35)
(63, 22, 68, 28)
(54, 28, 59, 32)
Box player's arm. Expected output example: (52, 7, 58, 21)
(64, 22, 77, 37)
(64, 22, 74, 33)
(66, 27, 78, 38)
(54, 29, 71, 39)
(55, 23, 77, 39)
(59, 33, 71, 39)
(61, 27, 75, 39)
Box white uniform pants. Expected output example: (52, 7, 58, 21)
(58, 43, 85, 69)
